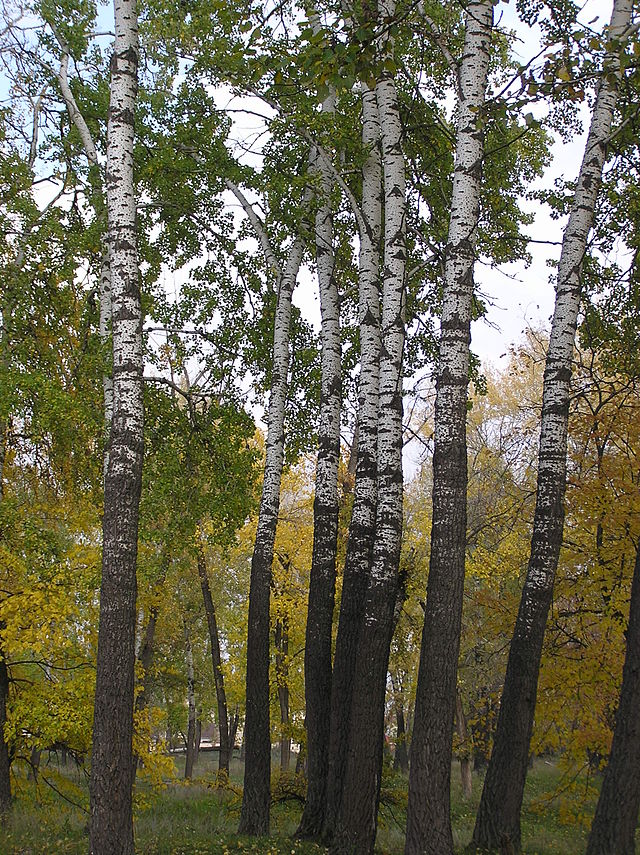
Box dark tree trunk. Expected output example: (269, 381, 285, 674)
(456, 689, 473, 800)
(586, 544, 640, 855)
(405, 3, 492, 853)
(230, 706, 239, 756)
(0, 643, 11, 813)
(239, 231, 305, 835)
(323, 82, 382, 844)
(329, 29, 406, 850)
(135, 605, 157, 715)
(297, 116, 341, 838)
(472, 4, 631, 850)
(194, 715, 202, 764)
(88, 0, 142, 847)
(394, 703, 409, 775)
(184, 622, 196, 781)
(275, 620, 290, 772)
(197, 546, 231, 776)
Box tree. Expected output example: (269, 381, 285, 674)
(586, 540, 640, 855)
(88, 0, 143, 850)
(472, 1, 634, 848)
(405, 2, 493, 851)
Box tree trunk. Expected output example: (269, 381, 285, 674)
(135, 605, 158, 715)
(394, 703, 409, 775)
(0, 638, 11, 813)
(406, 5, 493, 853)
(456, 689, 473, 800)
(323, 81, 382, 842)
(472, 3, 632, 850)
(297, 86, 341, 836)
(197, 544, 231, 776)
(330, 17, 406, 848)
(239, 228, 306, 835)
(586, 543, 640, 855)
(194, 714, 202, 765)
(89, 0, 142, 851)
(275, 619, 290, 772)
(184, 622, 197, 781)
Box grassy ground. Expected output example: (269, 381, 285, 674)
(0, 752, 600, 854)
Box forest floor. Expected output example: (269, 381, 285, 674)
(0, 751, 607, 854)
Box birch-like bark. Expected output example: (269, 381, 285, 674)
(297, 85, 342, 835)
(323, 83, 382, 842)
(275, 618, 290, 771)
(406, 4, 493, 852)
(473, 2, 633, 850)
(88, 0, 142, 851)
(183, 622, 196, 780)
(54, 41, 113, 455)
(330, 8, 406, 847)
(586, 542, 640, 855)
(197, 544, 231, 776)
(239, 227, 306, 835)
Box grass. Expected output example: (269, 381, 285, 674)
(0, 752, 606, 854)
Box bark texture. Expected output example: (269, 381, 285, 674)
(239, 231, 305, 835)
(586, 543, 640, 855)
(323, 83, 382, 842)
(275, 619, 290, 771)
(297, 91, 341, 838)
(88, 0, 142, 851)
(405, 4, 493, 852)
(330, 19, 406, 849)
(0, 631, 11, 813)
(472, 3, 632, 849)
(184, 622, 197, 780)
(197, 546, 231, 775)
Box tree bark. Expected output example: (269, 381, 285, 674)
(184, 622, 197, 781)
(197, 545, 231, 776)
(472, 3, 632, 850)
(0, 631, 11, 813)
(88, 0, 142, 850)
(586, 543, 640, 855)
(297, 87, 341, 837)
(456, 689, 473, 800)
(406, 4, 493, 853)
(323, 82, 382, 842)
(275, 619, 290, 772)
(330, 14, 406, 847)
(394, 702, 409, 775)
(239, 228, 306, 835)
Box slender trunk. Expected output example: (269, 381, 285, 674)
(330, 19, 406, 849)
(197, 545, 230, 776)
(135, 605, 158, 715)
(54, 44, 113, 467)
(456, 689, 473, 800)
(394, 703, 409, 775)
(0, 431, 11, 812)
(323, 83, 382, 842)
(586, 544, 640, 855)
(230, 706, 239, 755)
(194, 714, 202, 765)
(406, 5, 493, 853)
(297, 88, 341, 837)
(184, 622, 196, 781)
(88, 0, 142, 850)
(0, 629, 11, 813)
(275, 619, 290, 772)
(473, 4, 632, 850)
(239, 231, 306, 835)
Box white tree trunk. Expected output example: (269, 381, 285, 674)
(324, 82, 382, 840)
(406, 3, 493, 852)
(89, 0, 142, 850)
(473, 1, 633, 850)
(240, 222, 306, 834)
